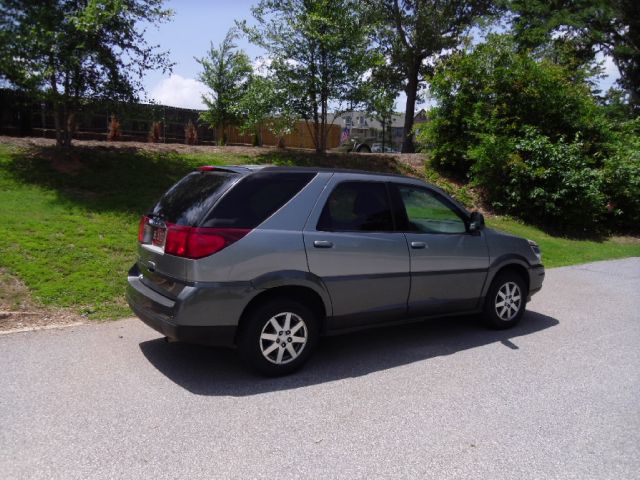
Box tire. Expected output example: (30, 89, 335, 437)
(483, 271, 528, 329)
(237, 298, 319, 376)
(356, 145, 371, 153)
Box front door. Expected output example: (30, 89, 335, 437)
(304, 178, 410, 330)
(393, 184, 489, 316)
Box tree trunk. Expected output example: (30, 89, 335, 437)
(53, 102, 63, 147)
(320, 96, 328, 153)
(401, 65, 419, 153)
(313, 109, 321, 154)
(381, 121, 386, 152)
(52, 104, 72, 147)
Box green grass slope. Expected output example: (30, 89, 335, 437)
(0, 142, 637, 319)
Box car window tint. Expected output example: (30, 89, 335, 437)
(317, 182, 393, 232)
(202, 172, 316, 228)
(151, 171, 239, 225)
(398, 186, 466, 234)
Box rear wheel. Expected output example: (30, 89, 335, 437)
(356, 144, 371, 153)
(483, 272, 527, 329)
(237, 299, 319, 376)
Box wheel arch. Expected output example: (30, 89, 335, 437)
(482, 255, 531, 298)
(236, 270, 332, 343)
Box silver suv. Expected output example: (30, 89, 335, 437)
(127, 166, 544, 375)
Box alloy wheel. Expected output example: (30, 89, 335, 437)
(259, 312, 308, 365)
(494, 282, 522, 321)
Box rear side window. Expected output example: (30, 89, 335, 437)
(317, 181, 394, 232)
(151, 171, 239, 225)
(201, 172, 316, 228)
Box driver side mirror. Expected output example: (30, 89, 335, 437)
(469, 211, 485, 234)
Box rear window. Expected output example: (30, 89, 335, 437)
(317, 181, 394, 232)
(150, 171, 239, 225)
(201, 172, 316, 228)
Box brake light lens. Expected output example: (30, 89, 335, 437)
(138, 215, 149, 242)
(164, 224, 250, 259)
(197, 165, 217, 171)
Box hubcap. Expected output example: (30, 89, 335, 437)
(259, 312, 308, 365)
(495, 282, 522, 321)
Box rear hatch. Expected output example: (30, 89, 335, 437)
(137, 167, 243, 298)
(136, 167, 317, 298)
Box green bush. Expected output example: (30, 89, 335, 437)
(602, 119, 640, 230)
(418, 35, 611, 180)
(417, 34, 639, 234)
(471, 128, 606, 232)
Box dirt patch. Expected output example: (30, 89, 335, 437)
(0, 135, 280, 157)
(610, 236, 640, 244)
(0, 269, 84, 332)
(0, 134, 427, 165)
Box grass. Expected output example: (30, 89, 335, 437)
(0, 144, 244, 318)
(0, 141, 637, 319)
(486, 215, 640, 268)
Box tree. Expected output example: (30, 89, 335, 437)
(419, 35, 615, 232)
(197, 28, 252, 145)
(509, 0, 640, 111)
(233, 75, 274, 146)
(0, 0, 173, 147)
(369, 0, 494, 152)
(241, 0, 373, 153)
(233, 75, 298, 147)
(365, 85, 397, 152)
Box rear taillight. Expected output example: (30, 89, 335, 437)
(164, 224, 250, 259)
(138, 215, 149, 242)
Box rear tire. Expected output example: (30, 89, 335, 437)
(237, 299, 319, 376)
(483, 271, 527, 329)
(356, 145, 371, 153)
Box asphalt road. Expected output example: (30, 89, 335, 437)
(1, 258, 639, 479)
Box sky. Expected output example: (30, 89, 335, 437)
(144, 0, 262, 110)
(144, 0, 620, 112)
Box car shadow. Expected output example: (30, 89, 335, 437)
(139, 310, 559, 397)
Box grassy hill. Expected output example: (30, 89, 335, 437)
(0, 139, 638, 320)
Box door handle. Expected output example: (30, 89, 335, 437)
(313, 240, 334, 248)
(410, 241, 426, 249)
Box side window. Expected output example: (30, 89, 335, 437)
(202, 172, 316, 228)
(317, 182, 394, 232)
(398, 186, 467, 234)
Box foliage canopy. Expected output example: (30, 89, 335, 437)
(241, 0, 373, 152)
(197, 28, 252, 145)
(0, 0, 173, 146)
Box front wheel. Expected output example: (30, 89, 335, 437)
(237, 299, 319, 376)
(483, 272, 527, 329)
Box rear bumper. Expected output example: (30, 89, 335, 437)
(130, 300, 236, 346)
(126, 264, 245, 347)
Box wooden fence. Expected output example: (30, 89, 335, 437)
(225, 122, 341, 149)
(0, 89, 342, 149)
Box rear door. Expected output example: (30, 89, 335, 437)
(391, 183, 489, 316)
(303, 177, 410, 330)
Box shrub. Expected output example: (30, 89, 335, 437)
(417, 34, 632, 234)
(602, 119, 640, 230)
(418, 35, 611, 179)
(148, 121, 162, 143)
(107, 115, 121, 141)
(184, 120, 198, 145)
(471, 128, 606, 232)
